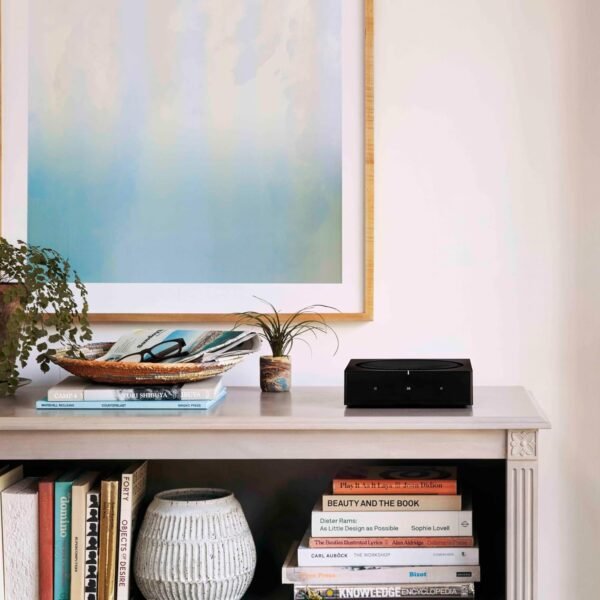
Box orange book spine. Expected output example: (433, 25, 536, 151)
(308, 536, 474, 548)
(332, 479, 457, 495)
(39, 477, 57, 600)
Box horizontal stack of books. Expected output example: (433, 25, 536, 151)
(0, 461, 147, 600)
(37, 375, 226, 410)
(283, 466, 480, 599)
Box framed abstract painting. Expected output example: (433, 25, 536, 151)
(1, 0, 373, 321)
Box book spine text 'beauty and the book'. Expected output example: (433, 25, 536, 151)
(322, 494, 461, 511)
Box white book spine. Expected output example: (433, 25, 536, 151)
(84, 387, 222, 401)
(1, 478, 39, 600)
(47, 389, 84, 401)
(283, 564, 481, 585)
(116, 463, 147, 600)
(311, 509, 473, 538)
(48, 376, 223, 401)
(84, 389, 172, 401)
(297, 545, 479, 566)
(179, 389, 220, 401)
(83, 390, 123, 401)
(47, 378, 85, 401)
(0, 466, 24, 600)
(116, 473, 133, 600)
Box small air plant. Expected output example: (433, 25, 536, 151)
(235, 297, 339, 392)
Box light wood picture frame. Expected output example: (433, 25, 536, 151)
(1, 0, 373, 322)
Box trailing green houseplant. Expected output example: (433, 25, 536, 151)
(235, 297, 339, 392)
(0, 238, 92, 395)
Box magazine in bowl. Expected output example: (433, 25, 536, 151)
(50, 330, 259, 385)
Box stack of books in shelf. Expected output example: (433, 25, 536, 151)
(283, 466, 480, 599)
(37, 375, 226, 410)
(0, 461, 147, 600)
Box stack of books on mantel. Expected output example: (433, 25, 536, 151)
(0, 461, 147, 600)
(37, 375, 226, 410)
(283, 466, 480, 599)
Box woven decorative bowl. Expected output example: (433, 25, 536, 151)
(50, 342, 245, 385)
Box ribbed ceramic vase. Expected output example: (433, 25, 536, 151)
(134, 488, 256, 600)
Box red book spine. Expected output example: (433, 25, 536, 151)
(332, 479, 457, 495)
(39, 478, 55, 600)
(308, 536, 475, 548)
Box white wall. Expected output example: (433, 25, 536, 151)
(22, 0, 600, 596)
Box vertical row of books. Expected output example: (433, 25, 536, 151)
(0, 461, 147, 600)
(283, 466, 480, 599)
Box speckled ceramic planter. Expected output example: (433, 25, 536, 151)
(134, 488, 256, 600)
(260, 355, 291, 392)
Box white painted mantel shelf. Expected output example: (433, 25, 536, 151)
(0, 385, 550, 600)
(0, 386, 548, 460)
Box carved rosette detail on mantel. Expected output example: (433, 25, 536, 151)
(508, 430, 537, 459)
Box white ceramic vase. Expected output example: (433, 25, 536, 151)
(134, 488, 256, 600)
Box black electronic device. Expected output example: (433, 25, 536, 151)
(344, 358, 473, 408)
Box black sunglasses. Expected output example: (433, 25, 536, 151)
(116, 338, 189, 363)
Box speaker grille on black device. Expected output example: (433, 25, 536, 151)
(356, 359, 464, 371)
